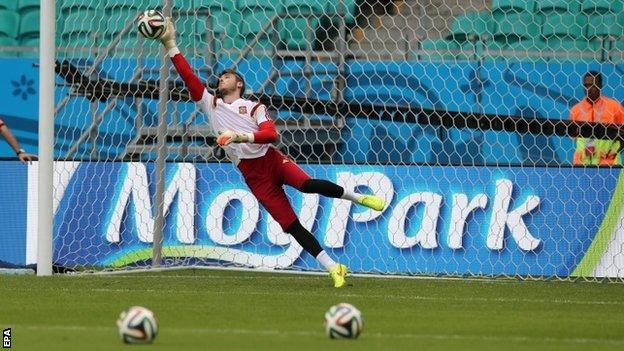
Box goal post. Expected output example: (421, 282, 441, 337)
(28, 0, 624, 279)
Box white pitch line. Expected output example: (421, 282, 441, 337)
(4, 324, 624, 346)
(2, 286, 623, 306)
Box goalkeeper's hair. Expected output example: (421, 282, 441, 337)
(219, 69, 246, 97)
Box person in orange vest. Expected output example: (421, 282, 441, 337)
(570, 71, 624, 166)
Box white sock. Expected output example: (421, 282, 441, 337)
(316, 250, 338, 270)
(340, 190, 361, 203)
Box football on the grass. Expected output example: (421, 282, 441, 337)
(116, 306, 158, 344)
(324, 303, 363, 339)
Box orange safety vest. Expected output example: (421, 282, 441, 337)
(570, 96, 624, 166)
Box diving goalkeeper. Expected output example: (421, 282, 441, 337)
(156, 18, 385, 288)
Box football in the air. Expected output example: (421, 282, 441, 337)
(137, 10, 166, 39)
(324, 303, 363, 339)
(116, 306, 159, 344)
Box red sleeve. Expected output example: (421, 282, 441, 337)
(253, 120, 278, 144)
(170, 53, 205, 102)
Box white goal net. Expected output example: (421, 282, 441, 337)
(38, 0, 624, 279)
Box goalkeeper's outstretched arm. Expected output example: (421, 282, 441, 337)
(159, 18, 208, 103)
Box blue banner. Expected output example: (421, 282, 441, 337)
(1, 161, 620, 277)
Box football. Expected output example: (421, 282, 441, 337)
(116, 306, 158, 344)
(137, 10, 166, 39)
(324, 303, 363, 339)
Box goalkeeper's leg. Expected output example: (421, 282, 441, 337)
(280, 159, 385, 211)
(238, 161, 347, 288)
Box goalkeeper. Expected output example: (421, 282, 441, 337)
(156, 18, 385, 288)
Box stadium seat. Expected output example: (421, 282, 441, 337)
(446, 11, 493, 42)
(535, 0, 580, 15)
(587, 14, 624, 39)
(60, 0, 99, 15)
(542, 13, 587, 40)
(0, 0, 17, 11)
(105, 8, 141, 38)
(0, 10, 20, 38)
(195, 0, 239, 36)
(492, 0, 535, 20)
(325, 0, 357, 25)
(18, 10, 39, 40)
(416, 38, 458, 61)
(581, 0, 624, 15)
(279, 17, 319, 50)
(61, 10, 97, 38)
(494, 13, 542, 44)
(103, 0, 139, 10)
(16, 0, 38, 15)
(283, 0, 324, 15)
(610, 40, 624, 61)
(237, 0, 283, 13)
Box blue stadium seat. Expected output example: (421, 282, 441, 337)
(437, 128, 484, 165)
(367, 124, 413, 164)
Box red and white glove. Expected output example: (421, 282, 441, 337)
(217, 131, 254, 146)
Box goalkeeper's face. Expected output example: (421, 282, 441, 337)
(218, 72, 244, 97)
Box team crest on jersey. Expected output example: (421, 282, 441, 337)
(239, 106, 248, 115)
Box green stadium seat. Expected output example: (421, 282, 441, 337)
(194, 0, 240, 41)
(60, 0, 99, 14)
(283, 0, 324, 14)
(0, 0, 18, 11)
(103, 0, 140, 10)
(0, 36, 18, 57)
(587, 14, 624, 38)
(17, 0, 38, 15)
(0, 10, 19, 38)
(325, 0, 357, 25)
(18, 10, 38, 40)
(61, 10, 97, 38)
(237, 0, 283, 13)
(457, 41, 482, 61)
(535, 0, 580, 14)
(416, 38, 458, 61)
(446, 11, 493, 42)
(279, 17, 319, 50)
(494, 13, 542, 44)
(492, 0, 535, 20)
(106, 8, 141, 38)
(542, 13, 587, 40)
(581, 0, 624, 15)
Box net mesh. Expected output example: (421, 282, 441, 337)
(47, 0, 624, 278)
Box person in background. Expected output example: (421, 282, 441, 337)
(570, 71, 624, 166)
(0, 116, 37, 163)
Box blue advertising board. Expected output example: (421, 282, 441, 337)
(1, 161, 622, 278)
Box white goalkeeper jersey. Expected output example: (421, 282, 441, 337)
(197, 90, 270, 164)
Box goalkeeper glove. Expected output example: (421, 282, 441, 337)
(217, 131, 254, 146)
(160, 17, 177, 50)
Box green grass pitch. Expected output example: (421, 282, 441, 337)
(1, 269, 623, 350)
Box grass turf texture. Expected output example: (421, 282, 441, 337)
(1, 269, 623, 351)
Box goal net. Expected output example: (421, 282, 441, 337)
(39, 0, 624, 279)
